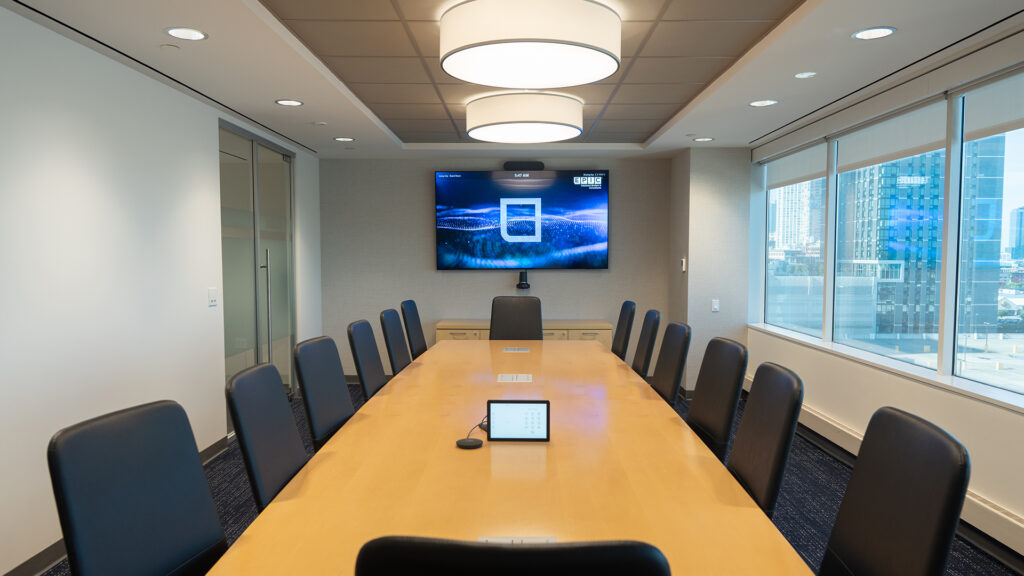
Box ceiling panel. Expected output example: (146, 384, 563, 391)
(663, 0, 798, 21)
(394, 0, 461, 21)
(621, 21, 655, 57)
(349, 83, 442, 103)
(369, 103, 450, 119)
(284, 20, 416, 56)
(612, 83, 705, 104)
(642, 21, 776, 57)
(601, 104, 680, 119)
(591, 118, 665, 132)
(407, 20, 440, 56)
(261, 0, 399, 20)
(601, 0, 670, 21)
(324, 57, 430, 83)
(384, 118, 458, 132)
(625, 57, 734, 84)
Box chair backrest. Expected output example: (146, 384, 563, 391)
(819, 407, 970, 576)
(631, 309, 661, 377)
(48, 401, 227, 576)
(355, 536, 671, 576)
(380, 309, 412, 375)
(685, 337, 748, 461)
(293, 336, 356, 451)
(226, 364, 309, 511)
(489, 296, 543, 340)
(401, 299, 428, 359)
(727, 362, 803, 517)
(348, 320, 389, 400)
(648, 322, 691, 406)
(611, 300, 636, 360)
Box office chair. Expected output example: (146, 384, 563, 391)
(727, 362, 803, 517)
(380, 309, 413, 375)
(489, 296, 543, 340)
(631, 310, 661, 377)
(47, 401, 227, 576)
(611, 300, 636, 360)
(685, 337, 747, 461)
(355, 536, 671, 576)
(819, 407, 970, 576)
(647, 322, 691, 407)
(227, 363, 309, 511)
(294, 336, 357, 451)
(401, 299, 428, 359)
(348, 319, 389, 400)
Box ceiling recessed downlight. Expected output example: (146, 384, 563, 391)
(794, 72, 817, 79)
(466, 92, 583, 144)
(693, 137, 714, 142)
(275, 99, 303, 107)
(749, 100, 778, 107)
(334, 137, 355, 142)
(440, 0, 621, 89)
(166, 27, 206, 41)
(852, 26, 896, 40)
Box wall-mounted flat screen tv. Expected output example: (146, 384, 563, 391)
(435, 170, 609, 270)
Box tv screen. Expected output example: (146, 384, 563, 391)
(435, 170, 609, 270)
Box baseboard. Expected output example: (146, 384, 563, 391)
(199, 433, 232, 465)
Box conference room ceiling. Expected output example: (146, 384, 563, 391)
(256, 0, 802, 144)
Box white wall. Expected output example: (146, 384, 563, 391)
(320, 157, 671, 373)
(0, 7, 320, 572)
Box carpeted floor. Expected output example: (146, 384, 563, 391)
(42, 386, 1015, 575)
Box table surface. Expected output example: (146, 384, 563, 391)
(208, 340, 813, 575)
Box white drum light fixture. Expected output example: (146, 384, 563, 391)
(466, 92, 583, 143)
(441, 0, 620, 89)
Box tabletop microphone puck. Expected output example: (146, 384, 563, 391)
(456, 438, 483, 450)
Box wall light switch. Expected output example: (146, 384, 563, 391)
(680, 257, 687, 273)
(208, 287, 218, 308)
(711, 299, 720, 313)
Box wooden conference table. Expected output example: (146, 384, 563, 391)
(208, 340, 813, 575)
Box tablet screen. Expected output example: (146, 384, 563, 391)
(487, 400, 550, 442)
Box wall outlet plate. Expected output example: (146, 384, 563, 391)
(711, 298, 720, 313)
(208, 287, 218, 308)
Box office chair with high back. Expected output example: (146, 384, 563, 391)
(380, 309, 412, 375)
(631, 309, 661, 377)
(226, 363, 309, 511)
(818, 407, 970, 576)
(348, 320, 389, 400)
(401, 299, 428, 359)
(48, 401, 227, 576)
(647, 322, 691, 407)
(685, 337, 747, 461)
(489, 296, 543, 340)
(611, 300, 636, 360)
(355, 536, 671, 576)
(294, 336, 357, 451)
(727, 362, 803, 517)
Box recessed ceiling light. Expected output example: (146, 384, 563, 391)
(794, 72, 817, 79)
(852, 27, 896, 40)
(749, 100, 778, 107)
(166, 27, 206, 41)
(693, 137, 714, 142)
(466, 92, 583, 143)
(334, 137, 355, 142)
(275, 99, 303, 107)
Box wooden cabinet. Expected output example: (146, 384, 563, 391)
(435, 319, 612, 347)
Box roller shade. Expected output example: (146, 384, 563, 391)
(837, 101, 946, 173)
(766, 142, 827, 189)
(964, 72, 1024, 142)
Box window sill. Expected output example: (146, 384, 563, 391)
(748, 323, 1024, 416)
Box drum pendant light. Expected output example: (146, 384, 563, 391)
(466, 93, 583, 143)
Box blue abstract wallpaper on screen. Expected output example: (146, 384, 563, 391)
(436, 170, 609, 269)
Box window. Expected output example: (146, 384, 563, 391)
(764, 144, 827, 336)
(955, 73, 1024, 394)
(833, 102, 946, 369)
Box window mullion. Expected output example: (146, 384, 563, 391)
(822, 138, 838, 343)
(938, 94, 964, 377)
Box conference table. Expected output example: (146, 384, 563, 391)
(208, 340, 813, 575)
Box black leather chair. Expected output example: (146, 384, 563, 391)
(355, 536, 671, 576)
(647, 322, 691, 406)
(294, 336, 357, 451)
(611, 300, 636, 360)
(380, 308, 412, 375)
(819, 407, 970, 576)
(226, 364, 309, 511)
(401, 299, 428, 359)
(489, 295, 543, 340)
(348, 319, 389, 400)
(631, 309, 661, 377)
(47, 401, 227, 576)
(727, 362, 803, 517)
(685, 337, 747, 461)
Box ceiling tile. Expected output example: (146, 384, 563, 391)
(557, 84, 616, 105)
(423, 58, 460, 83)
(663, 0, 799, 21)
(600, 104, 679, 119)
(350, 83, 442, 103)
(601, 0, 669, 21)
(622, 21, 654, 57)
(596, 57, 632, 84)
(260, 0, 398, 20)
(611, 83, 704, 104)
(641, 20, 776, 57)
(437, 85, 510, 105)
(394, 0, 459, 21)
(583, 105, 604, 119)
(585, 132, 651, 143)
(397, 131, 464, 143)
(624, 56, 733, 84)
(591, 118, 665, 133)
(325, 57, 430, 83)
(385, 118, 458, 132)
(285, 21, 416, 56)
(368, 103, 449, 118)
(407, 21, 440, 57)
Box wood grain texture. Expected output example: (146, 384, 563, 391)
(208, 340, 812, 575)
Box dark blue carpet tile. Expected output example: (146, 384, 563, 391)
(41, 386, 1015, 576)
